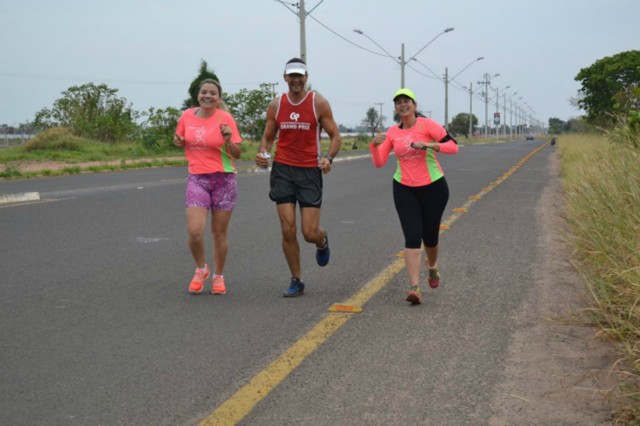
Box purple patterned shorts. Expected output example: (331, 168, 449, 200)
(186, 173, 238, 211)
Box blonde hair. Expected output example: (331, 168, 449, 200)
(199, 79, 229, 112)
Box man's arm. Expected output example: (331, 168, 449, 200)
(315, 94, 342, 171)
(256, 97, 279, 168)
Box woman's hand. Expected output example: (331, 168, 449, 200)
(220, 123, 232, 142)
(372, 127, 386, 146)
(173, 133, 185, 147)
(411, 141, 439, 151)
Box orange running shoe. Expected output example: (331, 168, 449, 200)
(189, 264, 210, 294)
(212, 275, 227, 295)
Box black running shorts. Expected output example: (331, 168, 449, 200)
(269, 161, 323, 208)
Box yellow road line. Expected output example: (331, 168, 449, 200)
(199, 142, 548, 425)
(200, 313, 352, 426)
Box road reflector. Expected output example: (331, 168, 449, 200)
(453, 208, 467, 213)
(328, 304, 363, 313)
(440, 225, 449, 230)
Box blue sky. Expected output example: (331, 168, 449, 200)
(1, 0, 639, 129)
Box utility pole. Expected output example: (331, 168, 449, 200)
(494, 87, 499, 138)
(478, 74, 490, 139)
(503, 93, 507, 138)
(268, 82, 279, 97)
(299, 0, 307, 63)
(277, 0, 327, 65)
(468, 82, 473, 137)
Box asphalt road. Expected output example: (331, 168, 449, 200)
(1, 140, 553, 425)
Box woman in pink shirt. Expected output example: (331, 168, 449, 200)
(174, 79, 242, 295)
(370, 88, 458, 305)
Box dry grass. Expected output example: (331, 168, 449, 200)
(558, 133, 640, 423)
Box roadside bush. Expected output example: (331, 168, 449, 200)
(34, 83, 138, 143)
(23, 127, 84, 151)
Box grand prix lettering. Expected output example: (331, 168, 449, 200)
(281, 112, 311, 130)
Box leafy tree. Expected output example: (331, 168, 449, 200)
(361, 107, 383, 137)
(575, 50, 640, 126)
(182, 60, 221, 109)
(138, 107, 181, 151)
(34, 83, 137, 143)
(449, 113, 478, 136)
(225, 83, 273, 141)
(566, 117, 589, 133)
(548, 117, 566, 134)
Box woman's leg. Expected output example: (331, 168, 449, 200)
(186, 207, 209, 268)
(211, 210, 232, 275)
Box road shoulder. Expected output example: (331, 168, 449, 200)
(487, 150, 618, 425)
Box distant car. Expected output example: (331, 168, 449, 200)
(526, 135, 534, 140)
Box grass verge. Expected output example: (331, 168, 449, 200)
(558, 133, 640, 423)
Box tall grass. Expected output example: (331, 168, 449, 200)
(559, 133, 640, 422)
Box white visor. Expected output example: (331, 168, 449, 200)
(284, 62, 307, 75)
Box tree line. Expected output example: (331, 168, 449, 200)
(9, 50, 639, 149)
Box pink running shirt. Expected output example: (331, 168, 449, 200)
(369, 117, 458, 187)
(176, 108, 242, 174)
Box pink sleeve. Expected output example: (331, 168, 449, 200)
(176, 112, 187, 137)
(226, 114, 243, 144)
(439, 140, 458, 154)
(369, 138, 393, 168)
(423, 118, 458, 154)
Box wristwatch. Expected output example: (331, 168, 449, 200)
(325, 155, 333, 164)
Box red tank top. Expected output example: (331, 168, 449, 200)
(274, 91, 321, 168)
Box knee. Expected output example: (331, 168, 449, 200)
(301, 228, 317, 243)
(281, 224, 297, 241)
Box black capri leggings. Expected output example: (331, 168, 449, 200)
(393, 177, 449, 249)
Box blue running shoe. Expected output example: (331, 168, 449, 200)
(316, 232, 330, 267)
(283, 277, 305, 297)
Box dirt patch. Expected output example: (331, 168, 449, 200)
(487, 150, 621, 425)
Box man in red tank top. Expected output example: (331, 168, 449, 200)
(256, 58, 342, 297)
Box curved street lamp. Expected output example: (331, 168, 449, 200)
(444, 56, 484, 128)
(353, 27, 454, 87)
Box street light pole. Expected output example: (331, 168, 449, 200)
(401, 43, 406, 87)
(444, 67, 449, 127)
(354, 27, 453, 88)
(443, 56, 483, 130)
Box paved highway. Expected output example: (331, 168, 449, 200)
(1, 140, 557, 425)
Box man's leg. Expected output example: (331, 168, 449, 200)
(301, 207, 330, 267)
(277, 203, 301, 279)
(300, 207, 325, 246)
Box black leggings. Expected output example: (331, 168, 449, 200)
(393, 178, 449, 249)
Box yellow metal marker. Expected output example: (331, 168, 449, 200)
(328, 304, 363, 313)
